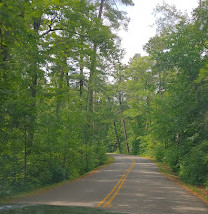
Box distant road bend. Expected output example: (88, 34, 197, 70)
(15, 154, 208, 214)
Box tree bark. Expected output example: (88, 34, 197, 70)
(88, 44, 97, 112)
(113, 121, 121, 153)
(24, 130, 27, 183)
(87, 0, 104, 111)
(120, 113, 130, 155)
(122, 118, 130, 154)
(80, 55, 84, 96)
(118, 90, 130, 154)
(98, 0, 105, 18)
(27, 17, 41, 150)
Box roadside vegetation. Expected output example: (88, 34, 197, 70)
(122, 1, 208, 192)
(0, 155, 114, 204)
(147, 157, 208, 204)
(1, 0, 208, 201)
(108, 1, 208, 192)
(109, 0, 208, 192)
(0, 0, 133, 200)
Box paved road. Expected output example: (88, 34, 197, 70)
(15, 154, 208, 214)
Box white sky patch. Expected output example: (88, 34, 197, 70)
(119, 0, 199, 63)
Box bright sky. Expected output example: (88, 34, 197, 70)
(119, 0, 199, 63)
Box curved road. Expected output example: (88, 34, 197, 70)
(15, 154, 208, 214)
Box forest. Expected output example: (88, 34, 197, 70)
(0, 0, 208, 199)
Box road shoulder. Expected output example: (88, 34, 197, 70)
(142, 156, 208, 205)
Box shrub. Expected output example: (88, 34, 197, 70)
(154, 145, 165, 161)
(179, 141, 208, 185)
(164, 146, 180, 173)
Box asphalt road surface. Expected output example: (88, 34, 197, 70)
(14, 154, 208, 214)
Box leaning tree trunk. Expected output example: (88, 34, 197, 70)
(122, 118, 130, 154)
(113, 121, 122, 153)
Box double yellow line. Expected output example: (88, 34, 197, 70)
(96, 159, 136, 208)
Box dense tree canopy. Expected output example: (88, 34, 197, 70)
(0, 0, 208, 199)
(0, 0, 133, 198)
(117, 1, 208, 186)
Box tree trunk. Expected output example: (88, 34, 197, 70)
(80, 55, 84, 96)
(87, 0, 104, 111)
(118, 90, 130, 154)
(98, 0, 105, 18)
(66, 72, 70, 87)
(122, 118, 130, 154)
(27, 17, 41, 151)
(88, 44, 97, 112)
(24, 130, 27, 183)
(113, 121, 121, 153)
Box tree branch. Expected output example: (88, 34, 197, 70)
(41, 28, 63, 36)
(40, 27, 90, 40)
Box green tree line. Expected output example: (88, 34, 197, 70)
(112, 1, 208, 187)
(0, 0, 133, 198)
(1, 0, 208, 199)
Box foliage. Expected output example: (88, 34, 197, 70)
(1, 0, 208, 198)
(110, 1, 208, 187)
(0, 0, 133, 199)
(179, 141, 208, 185)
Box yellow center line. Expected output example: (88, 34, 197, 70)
(96, 159, 136, 208)
(96, 165, 130, 207)
(104, 160, 136, 208)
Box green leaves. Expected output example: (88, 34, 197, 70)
(0, 0, 136, 198)
(139, 1, 208, 186)
(196, 64, 208, 83)
(103, 1, 208, 187)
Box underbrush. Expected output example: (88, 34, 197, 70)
(0, 154, 113, 203)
